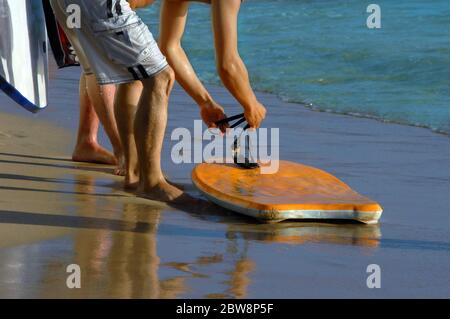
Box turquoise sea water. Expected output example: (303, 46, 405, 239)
(141, 0, 450, 134)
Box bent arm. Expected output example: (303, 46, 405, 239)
(159, 0, 214, 108)
(211, 0, 259, 112)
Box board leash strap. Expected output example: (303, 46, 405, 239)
(215, 114, 260, 169)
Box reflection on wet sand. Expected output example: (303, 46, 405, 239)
(105, 203, 163, 298)
(0, 151, 381, 298)
(38, 175, 188, 298)
(223, 236, 255, 299)
(226, 222, 381, 248)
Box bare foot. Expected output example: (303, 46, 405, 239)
(124, 173, 185, 191)
(114, 167, 125, 176)
(123, 165, 140, 190)
(113, 155, 126, 176)
(164, 175, 185, 190)
(124, 175, 139, 191)
(137, 180, 192, 204)
(72, 142, 117, 165)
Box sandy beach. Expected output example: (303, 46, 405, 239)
(0, 63, 449, 298)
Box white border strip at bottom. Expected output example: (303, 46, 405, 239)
(199, 189, 382, 224)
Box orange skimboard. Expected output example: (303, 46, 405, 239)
(192, 161, 383, 224)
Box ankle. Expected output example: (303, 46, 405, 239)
(75, 137, 98, 150)
(139, 175, 166, 191)
(126, 169, 139, 181)
(111, 142, 124, 159)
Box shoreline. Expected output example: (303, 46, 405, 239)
(3, 55, 450, 139)
(302, 103, 450, 137)
(235, 86, 450, 137)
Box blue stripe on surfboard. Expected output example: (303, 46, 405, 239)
(0, 75, 46, 113)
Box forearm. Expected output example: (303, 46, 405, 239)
(163, 45, 213, 108)
(159, 0, 213, 108)
(211, 0, 259, 112)
(218, 55, 259, 111)
(128, 0, 155, 9)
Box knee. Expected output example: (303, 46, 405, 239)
(153, 66, 175, 93)
(162, 65, 175, 84)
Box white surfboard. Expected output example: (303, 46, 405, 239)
(0, 0, 48, 112)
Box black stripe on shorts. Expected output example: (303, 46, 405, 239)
(137, 65, 150, 79)
(128, 67, 140, 80)
(106, 0, 114, 18)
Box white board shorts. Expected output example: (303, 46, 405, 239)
(49, 0, 168, 84)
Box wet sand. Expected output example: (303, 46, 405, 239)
(0, 63, 449, 298)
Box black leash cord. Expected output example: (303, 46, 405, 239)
(215, 114, 259, 169)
